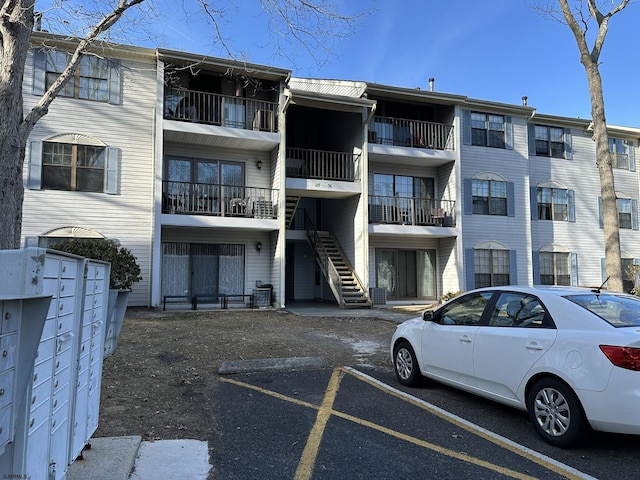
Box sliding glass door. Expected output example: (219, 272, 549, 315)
(161, 242, 245, 299)
(376, 249, 437, 300)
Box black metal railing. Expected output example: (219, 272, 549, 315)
(286, 147, 359, 181)
(369, 116, 454, 150)
(162, 181, 278, 218)
(368, 196, 456, 226)
(164, 87, 278, 132)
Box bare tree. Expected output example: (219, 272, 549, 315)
(546, 0, 631, 291)
(0, 0, 368, 249)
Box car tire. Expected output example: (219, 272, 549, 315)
(393, 341, 422, 387)
(527, 378, 589, 448)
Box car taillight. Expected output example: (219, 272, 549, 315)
(599, 345, 640, 371)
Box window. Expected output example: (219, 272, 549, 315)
(618, 198, 633, 229)
(164, 156, 245, 215)
(33, 49, 121, 104)
(436, 291, 492, 326)
(42, 142, 105, 192)
(28, 136, 119, 194)
(471, 112, 505, 148)
(598, 196, 638, 230)
(472, 179, 507, 215)
(474, 248, 510, 288)
(534, 125, 565, 158)
(537, 187, 568, 221)
(609, 138, 631, 170)
(45, 50, 109, 101)
(540, 252, 571, 286)
(489, 292, 550, 328)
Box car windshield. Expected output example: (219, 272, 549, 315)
(564, 293, 640, 327)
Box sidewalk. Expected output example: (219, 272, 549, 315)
(66, 436, 211, 480)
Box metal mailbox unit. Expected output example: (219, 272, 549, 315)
(0, 248, 110, 480)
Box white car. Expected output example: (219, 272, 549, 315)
(390, 285, 640, 447)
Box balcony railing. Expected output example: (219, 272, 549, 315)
(286, 147, 359, 182)
(162, 181, 278, 219)
(369, 116, 454, 150)
(369, 196, 455, 226)
(164, 87, 278, 132)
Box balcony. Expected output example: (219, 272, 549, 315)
(286, 147, 359, 182)
(164, 87, 278, 132)
(369, 196, 456, 226)
(369, 116, 454, 150)
(162, 181, 278, 219)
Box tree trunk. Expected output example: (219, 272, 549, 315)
(0, 1, 35, 249)
(585, 60, 623, 291)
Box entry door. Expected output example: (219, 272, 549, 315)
(376, 249, 437, 300)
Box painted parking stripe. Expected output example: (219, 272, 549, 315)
(220, 367, 595, 480)
(345, 367, 597, 480)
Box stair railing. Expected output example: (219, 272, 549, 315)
(303, 212, 344, 306)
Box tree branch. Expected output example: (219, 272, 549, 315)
(20, 0, 145, 142)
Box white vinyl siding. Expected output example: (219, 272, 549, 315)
(22, 50, 156, 306)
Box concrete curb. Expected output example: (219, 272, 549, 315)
(218, 356, 329, 374)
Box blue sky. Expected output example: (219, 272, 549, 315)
(92, 1, 640, 127)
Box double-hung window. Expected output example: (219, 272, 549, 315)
(609, 138, 636, 170)
(537, 187, 568, 221)
(598, 195, 638, 230)
(473, 248, 510, 288)
(471, 112, 505, 148)
(535, 125, 565, 158)
(539, 252, 571, 286)
(32, 48, 121, 104)
(472, 179, 507, 215)
(618, 198, 633, 229)
(28, 135, 120, 194)
(42, 142, 105, 192)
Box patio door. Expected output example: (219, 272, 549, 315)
(161, 242, 245, 299)
(376, 249, 437, 300)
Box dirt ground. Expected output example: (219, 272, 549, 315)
(94, 307, 408, 443)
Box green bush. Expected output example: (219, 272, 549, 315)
(441, 290, 464, 303)
(51, 238, 142, 290)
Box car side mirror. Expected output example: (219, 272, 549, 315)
(422, 310, 434, 322)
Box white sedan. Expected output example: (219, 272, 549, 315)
(390, 285, 640, 448)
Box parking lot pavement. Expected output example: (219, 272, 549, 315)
(214, 366, 595, 480)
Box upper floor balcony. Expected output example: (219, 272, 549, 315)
(369, 116, 454, 151)
(164, 87, 278, 133)
(162, 181, 278, 219)
(369, 196, 456, 227)
(286, 147, 360, 182)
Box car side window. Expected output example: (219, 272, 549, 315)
(489, 292, 550, 328)
(437, 292, 492, 326)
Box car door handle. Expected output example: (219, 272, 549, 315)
(459, 335, 472, 343)
(526, 342, 544, 351)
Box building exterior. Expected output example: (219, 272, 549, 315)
(19, 33, 640, 308)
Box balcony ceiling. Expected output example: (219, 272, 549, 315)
(163, 120, 279, 151)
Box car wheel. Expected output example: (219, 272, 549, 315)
(393, 341, 422, 387)
(527, 378, 588, 448)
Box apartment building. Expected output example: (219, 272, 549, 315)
(20, 33, 640, 308)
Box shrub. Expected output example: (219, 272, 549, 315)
(51, 238, 142, 290)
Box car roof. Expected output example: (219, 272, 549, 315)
(471, 285, 623, 297)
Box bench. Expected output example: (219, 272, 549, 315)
(162, 295, 192, 311)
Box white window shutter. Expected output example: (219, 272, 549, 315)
(104, 147, 120, 194)
(108, 60, 122, 105)
(27, 141, 43, 189)
(32, 49, 46, 95)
